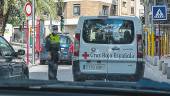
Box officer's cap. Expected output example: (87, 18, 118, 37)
(52, 25, 58, 30)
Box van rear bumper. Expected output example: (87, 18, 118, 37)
(73, 60, 145, 81)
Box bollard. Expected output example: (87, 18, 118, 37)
(162, 63, 168, 75)
(167, 67, 170, 79)
(159, 61, 164, 71)
(153, 56, 159, 66)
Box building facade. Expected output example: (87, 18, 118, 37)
(44, 0, 144, 36)
(62, 0, 117, 36)
(117, 0, 144, 17)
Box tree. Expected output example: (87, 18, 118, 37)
(32, 0, 57, 20)
(0, 0, 60, 36)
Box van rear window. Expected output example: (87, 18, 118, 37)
(82, 19, 134, 44)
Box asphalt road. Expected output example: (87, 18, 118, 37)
(29, 63, 170, 83)
(29, 65, 73, 81)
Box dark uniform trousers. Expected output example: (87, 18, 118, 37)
(48, 50, 59, 80)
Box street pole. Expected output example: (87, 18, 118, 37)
(32, 0, 35, 65)
(22, 22, 24, 48)
(26, 18, 29, 65)
(50, 15, 52, 32)
(144, 0, 149, 58)
(144, 0, 149, 27)
(158, 21, 160, 59)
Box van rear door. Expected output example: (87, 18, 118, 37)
(79, 17, 140, 75)
(106, 18, 138, 74)
(79, 18, 110, 74)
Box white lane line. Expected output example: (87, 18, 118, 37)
(58, 65, 72, 70)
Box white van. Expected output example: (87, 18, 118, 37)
(73, 16, 145, 81)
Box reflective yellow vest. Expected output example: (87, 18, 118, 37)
(50, 34, 60, 44)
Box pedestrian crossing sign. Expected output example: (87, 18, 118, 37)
(152, 6, 167, 20)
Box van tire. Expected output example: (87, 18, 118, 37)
(72, 61, 85, 82)
(73, 77, 85, 82)
(134, 61, 145, 81)
(40, 60, 46, 65)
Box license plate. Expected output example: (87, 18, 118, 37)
(83, 64, 105, 70)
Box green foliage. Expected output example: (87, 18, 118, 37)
(4, 0, 60, 26)
(3, 0, 26, 26)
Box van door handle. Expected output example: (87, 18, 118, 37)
(97, 60, 101, 63)
(87, 60, 91, 63)
(112, 47, 120, 50)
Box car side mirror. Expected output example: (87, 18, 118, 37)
(17, 49, 25, 55)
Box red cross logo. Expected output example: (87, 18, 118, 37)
(82, 52, 89, 59)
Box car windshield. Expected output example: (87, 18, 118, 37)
(0, 37, 14, 56)
(1, 0, 170, 94)
(60, 36, 70, 44)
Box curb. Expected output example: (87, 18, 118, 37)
(28, 63, 40, 68)
(28, 59, 40, 68)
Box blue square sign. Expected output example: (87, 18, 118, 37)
(152, 6, 167, 20)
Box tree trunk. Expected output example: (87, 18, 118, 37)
(0, 6, 10, 36)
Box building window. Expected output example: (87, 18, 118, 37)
(112, 5, 117, 15)
(131, 0, 134, 1)
(73, 4, 80, 16)
(140, 0, 144, 5)
(122, 1, 127, 7)
(102, 5, 109, 15)
(167, 0, 170, 7)
(156, 0, 164, 5)
(168, 0, 170, 3)
(131, 7, 134, 14)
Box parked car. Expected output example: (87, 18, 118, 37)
(40, 33, 74, 65)
(59, 33, 73, 65)
(0, 36, 29, 79)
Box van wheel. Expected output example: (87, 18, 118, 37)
(40, 60, 46, 65)
(134, 62, 145, 81)
(73, 76, 85, 82)
(68, 61, 72, 65)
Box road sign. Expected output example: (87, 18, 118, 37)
(152, 6, 167, 20)
(24, 2, 32, 17)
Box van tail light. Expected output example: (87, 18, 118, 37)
(137, 34, 143, 58)
(74, 33, 80, 56)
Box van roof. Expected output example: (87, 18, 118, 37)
(78, 16, 139, 20)
(75, 16, 142, 34)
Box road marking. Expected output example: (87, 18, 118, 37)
(59, 65, 72, 70)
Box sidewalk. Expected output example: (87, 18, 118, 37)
(145, 56, 170, 83)
(28, 59, 40, 68)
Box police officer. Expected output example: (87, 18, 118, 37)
(45, 25, 60, 80)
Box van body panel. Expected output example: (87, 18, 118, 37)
(73, 16, 144, 81)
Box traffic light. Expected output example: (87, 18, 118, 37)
(60, 15, 64, 32)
